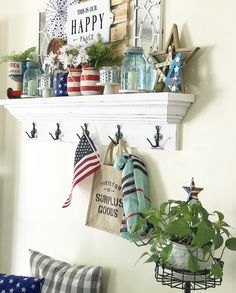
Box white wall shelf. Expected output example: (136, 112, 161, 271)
(0, 92, 195, 150)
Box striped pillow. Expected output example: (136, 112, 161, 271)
(29, 249, 102, 293)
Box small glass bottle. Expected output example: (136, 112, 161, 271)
(120, 47, 147, 92)
(146, 60, 157, 92)
(22, 62, 42, 97)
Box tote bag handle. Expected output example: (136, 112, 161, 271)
(117, 138, 129, 156)
(103, 142, 115, 166)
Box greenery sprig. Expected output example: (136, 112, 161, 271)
(0, 47, 36, 64)
(86, 34, 123, 70)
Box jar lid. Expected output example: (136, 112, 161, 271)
(125, 47, 144, 54)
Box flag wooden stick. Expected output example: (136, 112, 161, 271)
(81, 126, 102, 164)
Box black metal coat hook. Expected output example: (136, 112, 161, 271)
(147, 125, 163, 148)
(76, 123, 90, 139)
(49, 123, 61, 140)
(83, 123, 90, 136)
(25, 122, 37, 139)
(108, 124, 123, 145)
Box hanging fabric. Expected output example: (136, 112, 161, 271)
(114, 141, 151, 240)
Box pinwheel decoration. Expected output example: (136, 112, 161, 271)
(46, 0, 77, 40)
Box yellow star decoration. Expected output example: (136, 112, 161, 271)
(151, 24, 200, 92)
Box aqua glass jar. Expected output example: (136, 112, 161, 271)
(22, 62, 42, 97)
(120, 47, 146, 92)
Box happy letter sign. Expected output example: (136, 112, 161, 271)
(67, 0, 114, 45)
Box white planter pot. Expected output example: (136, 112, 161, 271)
(168, 242, 214, 281)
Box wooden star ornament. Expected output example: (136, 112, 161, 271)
(151, 24, 200, 92)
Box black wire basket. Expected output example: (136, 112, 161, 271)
(155, 259, 223, 291)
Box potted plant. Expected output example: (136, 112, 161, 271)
(57, 44, 89, 96)
(0, 47, 36, 91)
(132, 185, 236, 280)
(43, 44, 88, 97)
(80, 34, 123, 95)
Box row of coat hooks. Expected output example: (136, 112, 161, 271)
(25, 122, 168, 149)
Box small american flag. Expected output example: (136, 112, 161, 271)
(62, 133, 101, 208)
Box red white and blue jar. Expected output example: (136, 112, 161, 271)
(67, 67, 81, 96)
(54, 70, 68, 96)
(80, 66, 101, 95)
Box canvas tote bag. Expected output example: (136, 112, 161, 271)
(86, 141, 126, 235)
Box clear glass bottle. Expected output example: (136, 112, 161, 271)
(146, 61, 157, 92)
(22, 62, 42, 97)
(120, 47, 146, 92)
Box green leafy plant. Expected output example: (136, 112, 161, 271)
(0, 47, 36, 64)
(132, 200, 236, 278)
(86, 34, 123, 70)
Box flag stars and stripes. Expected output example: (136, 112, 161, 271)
(174, 66, 180, 72)
(62, 132, 101, 208)
(183, 177, 203, 203)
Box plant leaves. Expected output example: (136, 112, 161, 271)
(160, 202, 168, 215)
(194, 221, 214, 247)
(213, 231, 224, 250)
(0, 47, 35, 64)
(144, 254, 160, 263)
(134, 252, 150, 266)
(145, 212, 161, 225)
(225, 237, 236, 250)
(194, 204, 209, 220)
(202, 245, 210, 257)
(213, 211, 224, 221)
(220, 226, 231, 237)
(140, 208, 150, 217)
(131, 219, 144, 233)
(161, 243, 173, 264)
(220, 221, 231, 227)
(188, 254, 200, 272)
(211, 263, 223, 278)
(150, 242, 158, 253)
(166, 218, 191, 236)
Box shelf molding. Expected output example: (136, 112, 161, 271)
(0, 92, 195, 150)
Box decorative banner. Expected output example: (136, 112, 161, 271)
(67, 0, 114, 45)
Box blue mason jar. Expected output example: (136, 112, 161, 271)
(120, 47, 146, 92)
(22, 62, 43, 97)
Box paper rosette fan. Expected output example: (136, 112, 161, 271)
(46, 0, 78, 40)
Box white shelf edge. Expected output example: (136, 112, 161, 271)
(0, 92, 195, 150)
